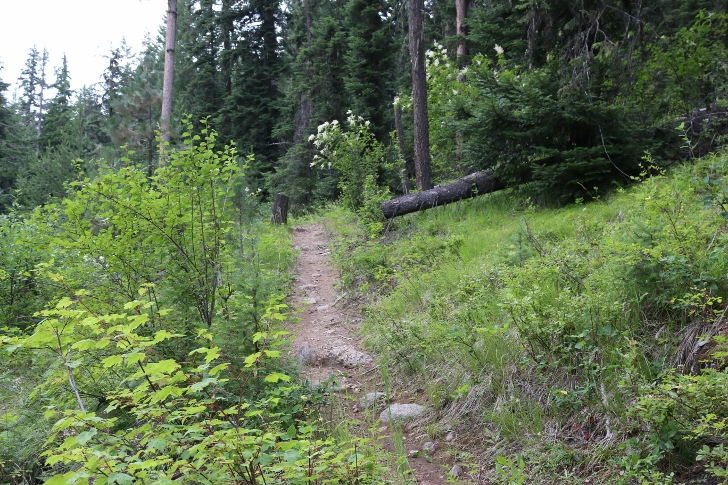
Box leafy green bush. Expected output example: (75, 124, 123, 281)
(309, 112, 384, 210)
(2, 289, 384, 484)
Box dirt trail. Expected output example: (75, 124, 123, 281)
(288, 224, 460, 485)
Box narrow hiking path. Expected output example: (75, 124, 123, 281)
(288, 224, 470, 485)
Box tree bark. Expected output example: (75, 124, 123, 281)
(455, 0, 468, 59)
(160, 0, 178, 149)
(382, 170, 506, 218)
(409, 0, 433, 190)
(271, 193, 290, 224)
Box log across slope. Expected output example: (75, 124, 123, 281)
(382, 169, 507, 218)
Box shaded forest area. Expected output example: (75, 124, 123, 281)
(1, 0, 727, 215)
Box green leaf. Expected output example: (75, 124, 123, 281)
(264, 372, 291, 383)
(244, 352, 261, 367)
(108, 472, 135, 485)
(43, 472, 77, 485)
(102, 355, 123, 368)
(143, 359, 179, 375)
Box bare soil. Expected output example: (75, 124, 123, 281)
(287, 224, 470, 485)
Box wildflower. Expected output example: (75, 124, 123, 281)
(452, 89, 458, 95)
(365, 120, 370, 126)
(331, 119, 339, 126)
(494, 44, 504, 55)
(434, 59, 440, 66)
(308, 134, 315, 142)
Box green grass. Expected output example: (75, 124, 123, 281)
(324, 148, 728, 484)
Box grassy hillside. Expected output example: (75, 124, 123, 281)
(325, 149, 728, 484)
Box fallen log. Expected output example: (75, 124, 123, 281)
(382, 169, 507, 219)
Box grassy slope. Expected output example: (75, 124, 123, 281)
(325, 149, 728, 484)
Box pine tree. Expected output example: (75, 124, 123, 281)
(111, 39, 164, 174)
(102, 40, 134, 126)
(0, 65, 16, 211)
(17, 47, 49, 157)
(222, 0, 284, 190)
(75, 86, 111, 158)
(39, 55, 75, 152)
(176, 0, 223, 128)
(344, 0, 393, 138)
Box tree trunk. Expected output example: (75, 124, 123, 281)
(271, 193, 290, 224)
(160, 0, 178, 149)
(409, 0, 433, 191)
(381, 170, 506, 218)
(455, 0, 468, 59)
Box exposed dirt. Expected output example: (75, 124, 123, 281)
(287, 224, 463, 485)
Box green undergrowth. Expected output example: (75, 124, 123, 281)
(325, 149, 728, 484)
(0, 123, 388, 484)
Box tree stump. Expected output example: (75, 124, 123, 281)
(271, 193, 290, 224)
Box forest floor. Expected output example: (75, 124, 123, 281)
(287, 224, 467, 485)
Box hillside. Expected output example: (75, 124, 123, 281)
(321, 148, 728, 484)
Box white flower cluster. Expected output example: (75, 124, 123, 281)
(308, 111, 376, 170)
(494, 44, 504, 55)
(425, 41, 452, 76)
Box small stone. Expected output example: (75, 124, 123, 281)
(301, 284, 318, 290)
(316, 305, 329, 312)
(379, 403, 426, 424)
(304, 298, 317, 305)
(445, 431, 455, 441)
(296, 343, 318, 365)
(449, 465, 463, 477)
(408, 450, 419, 458)
(423, 442, 436, 453)
(359, 392, 386, 409)
(311, 273, 322, 277)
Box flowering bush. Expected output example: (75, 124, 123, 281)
(309, 111, 384, 210)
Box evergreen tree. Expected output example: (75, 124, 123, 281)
(111, 39, 163, 174)
(268, 0, 349, 205)
(17, 47, 49, 157)
(102, 40, 135, 129)
(39, 55, 75, 152)
(75, 85, 111, 158)
(0, 65, 16, 211)
(176, 0, 223, 130)
(223, 0, 284, 190)
(344, 0, 393, 138)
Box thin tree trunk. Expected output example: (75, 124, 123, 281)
(35, 49, 48, 158)
(409, 0, 433, 190)
(160, 0, 178, 150)
(456, 0, 468, 59)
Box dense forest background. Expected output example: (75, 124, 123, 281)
(1, 0, 727, 214)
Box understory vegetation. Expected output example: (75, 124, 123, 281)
(324, 148, 728, 484)
(0, 125, 385, 484)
